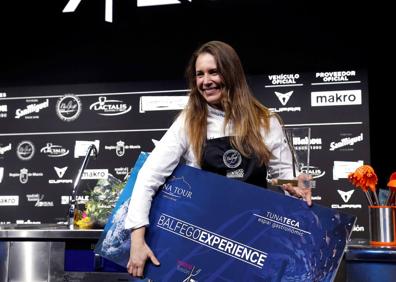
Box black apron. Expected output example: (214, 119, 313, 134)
(201, 137, 268, 188)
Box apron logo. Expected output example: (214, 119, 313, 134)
(223, 149, 242, 169)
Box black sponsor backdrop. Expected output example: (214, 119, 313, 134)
(0, 70, 370, 238)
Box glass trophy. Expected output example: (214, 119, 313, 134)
(267, 126, 315, 188)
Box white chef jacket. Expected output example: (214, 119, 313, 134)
(124, 105, 294, 229)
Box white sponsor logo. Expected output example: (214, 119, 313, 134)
(353, 225, 365, 232)
(0, 143, 12, 155)
(40, 143, 70, 157)
(54, 167, 68, 178)
(329, 133, 363, 151)
(81, 169, 108, 180)
(0, 104, 7, 112)
(161, 176, 192, 201)
(16, 141, 35, 161)
(0, 167, 3, 183)
(292, 137, 322, 151)
(89, 96, 132, 116)
(26, 194, 41, 202)
(223, 149, 242, 169)
(61, 195, 90, 205)
(333, 160, 364, 180)
(16, 220, 41, 224)
(331, 189, 362, 209)
(275, 91, 293, 106)
(114, 167, 129, 175)
(311, 196, 322, 201)
(311, 90, 362, 106)
(268, 74, 300, 85)
(105, 140, 141, 157)
(34, 194, 54, 207)
(337, 190, 354, 203)
(227, 168, 244, 178)
(9, 168, 43, 184)
(56, 94, 82, 122)
(74, 140, 100, 158)
(15, 99, 49, 119)
(315, 71, 356, 82)
(49, 167, 73, 184)
(269, 91, 301, 113)
(300, 165, 325, 179)
(139, 96, 188, 113)
(0, 196, 19, 206)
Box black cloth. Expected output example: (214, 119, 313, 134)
(201, 137, 267, 188)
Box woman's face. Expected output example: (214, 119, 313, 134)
(195, 53, 224, 108)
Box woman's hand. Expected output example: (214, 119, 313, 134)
(281, 173, 312, 206)
(127, 227, 160, 277)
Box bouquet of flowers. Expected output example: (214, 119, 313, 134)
(75, 174, 126, 229)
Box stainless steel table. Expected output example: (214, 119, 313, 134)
(0, 224, 135, 282)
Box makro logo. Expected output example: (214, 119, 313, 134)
(81, 169, 108, 180)
(161, 176, 192, 201)
(0, 196, 19, 206)
(311, 90, 362, 106)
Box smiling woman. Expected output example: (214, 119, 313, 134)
(125, 40, 312, 278)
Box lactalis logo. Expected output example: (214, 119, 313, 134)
(311, 90, 362, 106)
(40, 143, 69, 157)
(89, 96, 132, 116)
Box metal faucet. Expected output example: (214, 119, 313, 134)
(68, 144, 98, 229)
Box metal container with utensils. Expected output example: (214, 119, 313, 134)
(369, 206, 396, 246)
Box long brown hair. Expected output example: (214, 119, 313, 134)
(184, 41, 273, 166)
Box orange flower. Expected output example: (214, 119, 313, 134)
(348, 165, 378, 192)
(387, 172, 396, 188)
